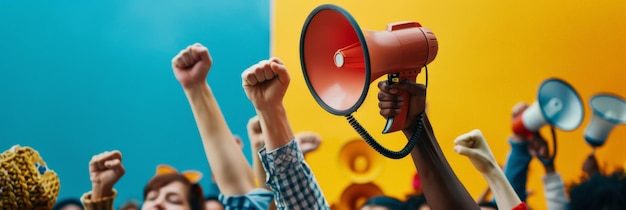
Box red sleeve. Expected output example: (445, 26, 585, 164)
(511, 202, 528, 210)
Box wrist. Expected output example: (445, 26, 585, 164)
(182, 82, 210, 94)
(544, 163, 555, 174)
(254, 102, 286, 114)
(91, 183, 114, 199)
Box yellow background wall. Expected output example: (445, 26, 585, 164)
(273, 0, 626, 209)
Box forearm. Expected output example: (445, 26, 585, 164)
(543, 173, 569, 210)
(483, 165, 523, 210)
(252, 146, 270, 190)
(404, 114, 480, 210)
(256, 105, 294, 151)
(184, 83, 255, 195)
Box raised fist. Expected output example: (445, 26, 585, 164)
(453, 129, 498, 173)
(247, 116, 265, 150)
(89, 150, 125, 191)
(172, 43, 213, 88)
(241, 57, 290, 110)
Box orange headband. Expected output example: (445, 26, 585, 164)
(155, 164, 203, 184)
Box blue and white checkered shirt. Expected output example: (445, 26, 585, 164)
(219, 188, 274, 210)
(259, 139, 330, 210)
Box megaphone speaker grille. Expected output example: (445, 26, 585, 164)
(300, 4, 370, 115)
(537, 78, 584, 131)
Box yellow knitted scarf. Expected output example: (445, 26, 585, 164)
(0, 145, 60, 210)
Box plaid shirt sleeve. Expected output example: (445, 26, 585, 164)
(219, 188, 274, 210)
(259, 139, 330, 210)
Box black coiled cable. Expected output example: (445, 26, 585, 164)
(346, 112, 425, 159)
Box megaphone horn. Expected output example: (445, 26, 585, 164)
(584, 94, 626, 147)
(300, 4, 437, 159)
(512, 78, 584, 138)
(300, 4, 437, 134)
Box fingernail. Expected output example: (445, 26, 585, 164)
(398, 102, 404, 106)
(390, 89, 398, 94)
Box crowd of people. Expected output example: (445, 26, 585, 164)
(2, 43, 625, 210)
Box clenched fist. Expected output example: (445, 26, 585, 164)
(453, 129, 498, 173)
(172, 43, 213, 88)
(89, 150, 125, 198)
(241, 57, 290, 111)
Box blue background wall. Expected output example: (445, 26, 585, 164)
(0, 0, 270, 206)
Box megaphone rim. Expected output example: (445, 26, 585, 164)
(299, 4, 372, 116)
(537, 77, 584, 130)
(590, 93, 626, 124)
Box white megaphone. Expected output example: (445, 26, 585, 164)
(512, 78, 584, 139)
(584, 94, 626, 147)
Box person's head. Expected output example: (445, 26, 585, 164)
(361, 196, 406, 210)
(119, 200, 140, 210)
(52, 198, 83, 210)
(142, 165, 205, 210)
(204, 195, 224, 210)
(569, 170, 626, 210)
(478, 201, 498, 210)
(405, 194, 428, 210)
(0, 145, 60, 209)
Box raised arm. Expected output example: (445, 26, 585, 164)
(172, 43, 255, 195)
(241, 57, 330, 209)
(377, 80, 480, 210)
(247, 116, 270, 190)
(454, 129, 527, 210)
(82, 150, 125, 210)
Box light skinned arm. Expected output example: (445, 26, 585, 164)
(248, 116, 270, 190)
(247, 116, 278, 210)
(173, 43, 255, 195)
(242, 57, 329, 209)
(454, 129, 525, 210)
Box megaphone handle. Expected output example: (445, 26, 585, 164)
(538, 126, 558, 166)
(382, 73, 414, 134)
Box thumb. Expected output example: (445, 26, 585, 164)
(270, 62, 290, 85)
(104, 159, 121, 168)
(454, 145, 479, 158)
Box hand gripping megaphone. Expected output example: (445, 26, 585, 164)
(300, 4, 438, 159)
(511, 78, 584, 163)
(584, 93, 626, 148)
